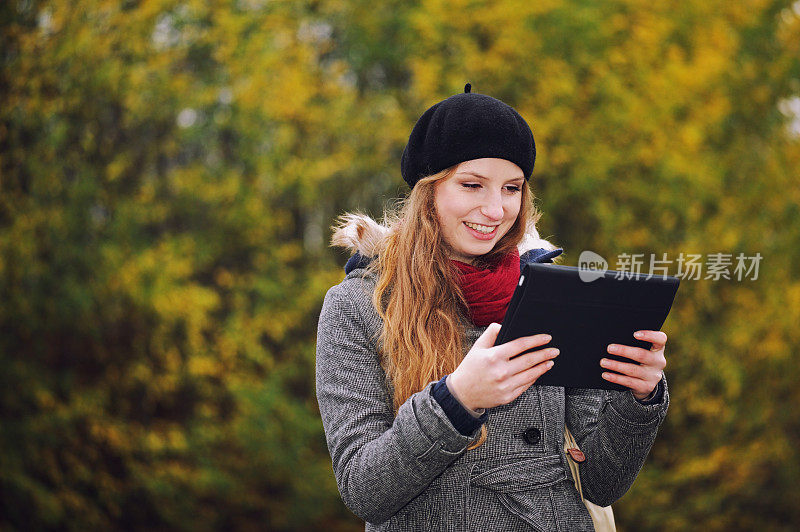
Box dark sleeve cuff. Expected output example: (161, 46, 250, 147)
(431, 375, 488, 436)
(634, 378, 665, 405)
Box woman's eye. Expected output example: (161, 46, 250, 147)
(460, 183, 520, 192)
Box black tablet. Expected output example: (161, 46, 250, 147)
(494, 263, 681, 390)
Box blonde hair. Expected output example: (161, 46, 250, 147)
(332, 165, 541, 449)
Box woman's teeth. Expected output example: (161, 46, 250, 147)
(464, 222, 496, 234)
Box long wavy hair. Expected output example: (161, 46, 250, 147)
(331, 165, 541, 449)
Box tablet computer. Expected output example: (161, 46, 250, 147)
(494, 263, 680, 390)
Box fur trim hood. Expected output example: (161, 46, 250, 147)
(332, 213, 563, 274)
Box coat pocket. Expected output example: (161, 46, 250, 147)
(470, 454, 567, 492)
(495, 491, 550, 532)
(471, 455, 569, 532)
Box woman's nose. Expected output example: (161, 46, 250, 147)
(480, 195, 504, 220)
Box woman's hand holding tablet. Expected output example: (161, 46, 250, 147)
(602, 330, 668, 400)
(447, 323, 560, 411)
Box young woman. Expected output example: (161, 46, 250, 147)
(315, 84, 669, 531)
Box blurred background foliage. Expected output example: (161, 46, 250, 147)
(1, 0, 799, 530)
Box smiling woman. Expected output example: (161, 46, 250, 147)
(435, 159, 526, 264)
(315, 84, 670, 531)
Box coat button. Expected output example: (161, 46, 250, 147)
(523, 427, 541, 445)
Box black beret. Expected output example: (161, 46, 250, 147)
(400, 83, 535, 188)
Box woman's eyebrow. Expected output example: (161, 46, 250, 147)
(457, 171, 525, 182)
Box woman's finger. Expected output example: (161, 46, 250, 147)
(474, 322, 503, 349)
(607, 343, 666, 369)
(601, 371, 657, 396)
(508, 347, 560, 375)
(507, 360, 555, 400)
(498, 333, 552, 360)
(634, 330, 668, 351)
(600, 358, 652, 380)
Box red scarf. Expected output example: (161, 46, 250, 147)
(451, 249, 521, 327)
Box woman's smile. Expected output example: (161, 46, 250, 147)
(463, 221, 498, 240)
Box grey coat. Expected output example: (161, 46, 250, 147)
(315, 216, 669, 531)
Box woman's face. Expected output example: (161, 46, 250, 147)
(434, 158, 524, 265)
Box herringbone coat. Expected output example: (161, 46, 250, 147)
(315, 216, 669, 531)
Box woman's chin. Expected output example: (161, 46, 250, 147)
(457, 244, 495, 261)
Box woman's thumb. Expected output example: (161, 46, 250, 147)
(476, 322, 502, 347)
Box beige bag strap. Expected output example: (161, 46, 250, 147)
(564, 425, 617, 532)
(564, 426, 585, 500)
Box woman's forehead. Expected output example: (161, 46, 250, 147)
(454, 158, 524, 180)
